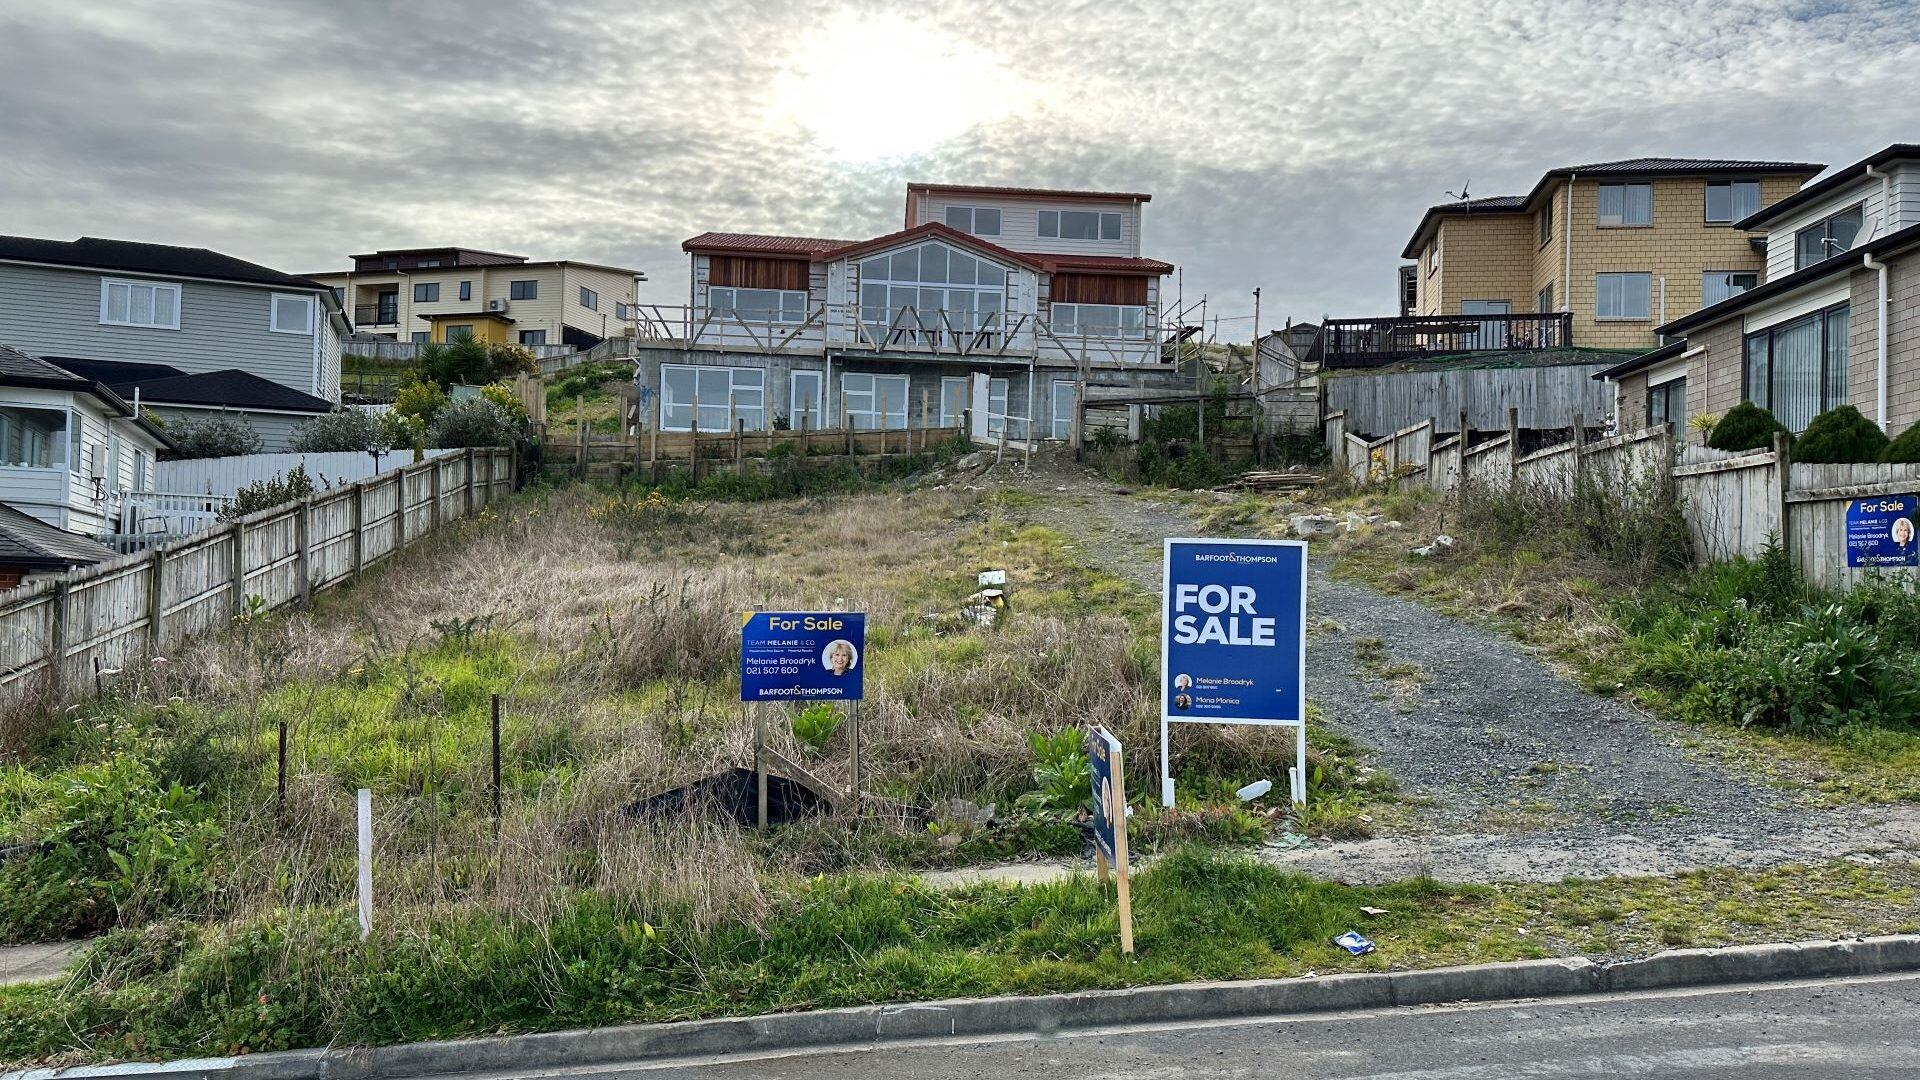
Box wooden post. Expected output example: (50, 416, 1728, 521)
(1572, 411, 1587, 486)
(45, 580, 68, 699)
(1773, 430, 1793, 548)
(350, 482, 365, 576)
(490, 693, 503, 827)
(919, 390, 930, 454)
(847, 701, 862, 811)
(997, 424, 1007, 465)
(690, 391, 701, 483)
(649, 421, 660, 485)
(879, 387, 889, 457)
(276, 715, 288, 828)
(734, 417, 744, 474)
(229, 520, 247, 615)
(575, 395, 587, 479)
(841, 399, 851, 457)
(295, 497, 313, 606)
(1111, 740, 1134, 956)
(464, 447, 477, 517)
(1507, 406, 1521, 485)
(754, 704, 769, 832)
(144, 547, 165, 652)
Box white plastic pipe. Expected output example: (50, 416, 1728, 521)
(357, 788, 373, 940)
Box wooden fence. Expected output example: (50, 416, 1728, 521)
(1327, 407, 1920, 591)
(0, 448, 515, 713)
(545, 422, 969, 483)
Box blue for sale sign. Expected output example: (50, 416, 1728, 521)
(1088, 727, 1121, 864)
(1845, 495, 1919, 568)
(740, 611, 865, 702)
(1161, 538, 1308, 725)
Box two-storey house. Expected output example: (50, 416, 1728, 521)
(1599, 144, 1920, 435)
(1399, 158, 1824, 354)
(307, 248, 644, 348)
(657, 183, 1174, 440)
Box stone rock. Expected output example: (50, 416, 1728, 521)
(955, 451, 991, 471)
(1385, 520, 1404, 530)
(1289, 513, 1339, 537)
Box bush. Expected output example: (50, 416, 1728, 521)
(1792, 405, 1888, 463)
(0, 756, 218, 941)
(290, 409, 386, 453)
(161, 415, 262, 460)
(428, 397, 526, 449)
(1456, 461, 1694, 584)
(1708, 402, 1792, 452)
(393, 378, 449, 425)
(1883, 421, 1920, 463)
(419, 341, 538, 389)
(220, 465, 314, 521)
(481, 382, 530, 424)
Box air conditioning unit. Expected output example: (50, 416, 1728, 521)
(486, 299, 508, 313)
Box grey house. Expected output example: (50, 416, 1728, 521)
(0, 235, 347, 414)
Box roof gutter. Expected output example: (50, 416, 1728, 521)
(1865, 165, 1893, 431)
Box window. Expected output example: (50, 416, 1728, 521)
(518, 329, 547, 345)
(1795, 205, 1865, 270)
(131, 448, 148, 493)
(510, 280, 538, 300)
(1647, 378, 1687, 430)
(1537, 283, 1554, 313)
(661, 364, 765, 432)
(1744, 303, 1849, 431)
(99, 279, 180, 330)
(1051, 302, 1147, 340)
(1597, 183, 1653, 226)
(1595, 272, 1652, 319)
(939, 376, 971, 427)
(417, 259, 441, 268)
(708, 286, 806, 323)
(0, 406, 67, 468)
(840, 372, 910, 430)
(1428, 234, 1440, 277)
(1037, 209, 1121, 241)
(579, 287, 599, 311)
(944, 205, 1002, 236)
(443, 324, 474, 342)
(269, 292, 314, 334)
(1538, 206, 1552, 246)
(458, 280, 472, 301)
(615, 302, 633, 320)
(413, 282, 439, 302)
(410, 331, 430, 344)
(790, 370, 824, 429)
(1702, 271, 1758, 308)
(857, 241, 1007, 340)
(986, 377, 1011, 436)
(1050, 380, 1079, 440)
(1705, 180, 1761, 224)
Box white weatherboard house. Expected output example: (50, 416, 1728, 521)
(0, 235, 348, 448)
(643, 183, 1177, 441)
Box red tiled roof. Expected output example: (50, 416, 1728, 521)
(680, 232, 853, 257)
(1030, 253, 1173, 274)
(906, 182, 1151, 203)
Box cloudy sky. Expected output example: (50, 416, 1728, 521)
(3, 0, 1917, 336)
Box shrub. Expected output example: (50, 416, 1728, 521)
(379, 410, 426, 454)
(290, 409, 386, 453)
(220, 465, 314, 521)
(428, 397, 526, 449)
(161, 415, 262, 460)
(419, 341, 538, 389)
(0, 756, 218, 941)
(481, 382, 530, 425)
(1792, 405, 1888, 463)
(1882, 421, 1920, 463)
(1708, 402, 1792, 452)
(1457, 460, 1693, 584)
(1012, 729, 1091, 818)
(393, 378, 449, 424)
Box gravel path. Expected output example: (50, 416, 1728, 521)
(975, 454, 1920, 884)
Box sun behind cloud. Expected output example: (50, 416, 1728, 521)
(769, 11, 1037, 162)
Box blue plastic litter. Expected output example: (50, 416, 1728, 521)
(1333, 930, 1376, 956)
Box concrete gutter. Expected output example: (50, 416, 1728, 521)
(10, 934, 1920, 1079)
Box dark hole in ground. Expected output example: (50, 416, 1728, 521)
(625, 767, 832, 828)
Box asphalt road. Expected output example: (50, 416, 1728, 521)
(436, 972, 1920, 1079)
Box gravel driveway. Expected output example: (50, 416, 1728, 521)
(986, 455, 1920, 884)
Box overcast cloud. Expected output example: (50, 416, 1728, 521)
(2, 0, 1916, 334)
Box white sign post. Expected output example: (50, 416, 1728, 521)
(357, 787, 373, 940)
(1159, 538, 1310, 809)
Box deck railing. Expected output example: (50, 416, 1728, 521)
(628, 303, 1167, 365)
(1322, 312, 1573, 368)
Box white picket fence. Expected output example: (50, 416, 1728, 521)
(1325, 409, 1920, 591)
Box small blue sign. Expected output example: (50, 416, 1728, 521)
(1161, 538, 1308, 725)
(1088, 727, 1121, 863)
(740, 611, 865, 702)
(1846, 496, 1919, 568)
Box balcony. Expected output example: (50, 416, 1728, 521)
(353, 304, 401, 327)
(630, 303, 1166, 365)
(1322, 312, 1573, 369)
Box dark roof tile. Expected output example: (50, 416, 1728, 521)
(0, 504, 116, 572)
(0, 235, 325, 291)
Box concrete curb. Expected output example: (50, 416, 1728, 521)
(11, 935, 1920, 1079)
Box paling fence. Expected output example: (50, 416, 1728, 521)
(1326, 410, 1920, 591)
(0, 447, 515, 713)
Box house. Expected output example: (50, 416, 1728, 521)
(0, 344, 170, 540)
(653, 182, 1175, 441)
(45, 356, 335, 451)
(306, 248, 644, 348)
(0, 503, 118, 591)
(1599, 143, 1920, 436)
(1398, 157, 1825, 353)
(0, 235, 347, 403)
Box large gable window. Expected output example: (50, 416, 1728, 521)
(1038, 209, 1121, 241)
(1795, 205, 1864, 270)
(660, 364, 765, 432)
(100, 279, 180, 330)
(858, 240, 1008, 340)
(709, 286, 806, 323)
(1744, 303, 1849, 431)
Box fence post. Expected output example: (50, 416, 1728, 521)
(429, 461, 443, 533)
(229, 520, 248, 615)
(45, 580, 69, 700)
(1572, 412, 1586, 488)
(351, 482, 365, 576)
(690, 391, 701, 483)
(575, 395, 588, 480)
(490, 693, 503, 827)
(295, 498, 312, 606)
(1507, 406, 1521, 487)
(464, 448, 477, 517)
(1773, 430, 1793, 551)
(841, 399, 851, 457)
(734, 418, 744, 474)
(649, 422, 660, 485)
(145, 547, 165, 652)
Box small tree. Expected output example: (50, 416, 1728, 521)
(1708, 402, 1792, 452)
(163, 415, 263, 459)
(219, 465, 314, 521)
(1793, 404, 1889, 463)
(1883, 421, 1920, 463)
(393, 378, 449, 425)
(289, 409, 386, 453)
(428, 397, 526, 449)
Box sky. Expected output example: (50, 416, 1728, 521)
(3, 0, 1918, 338)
